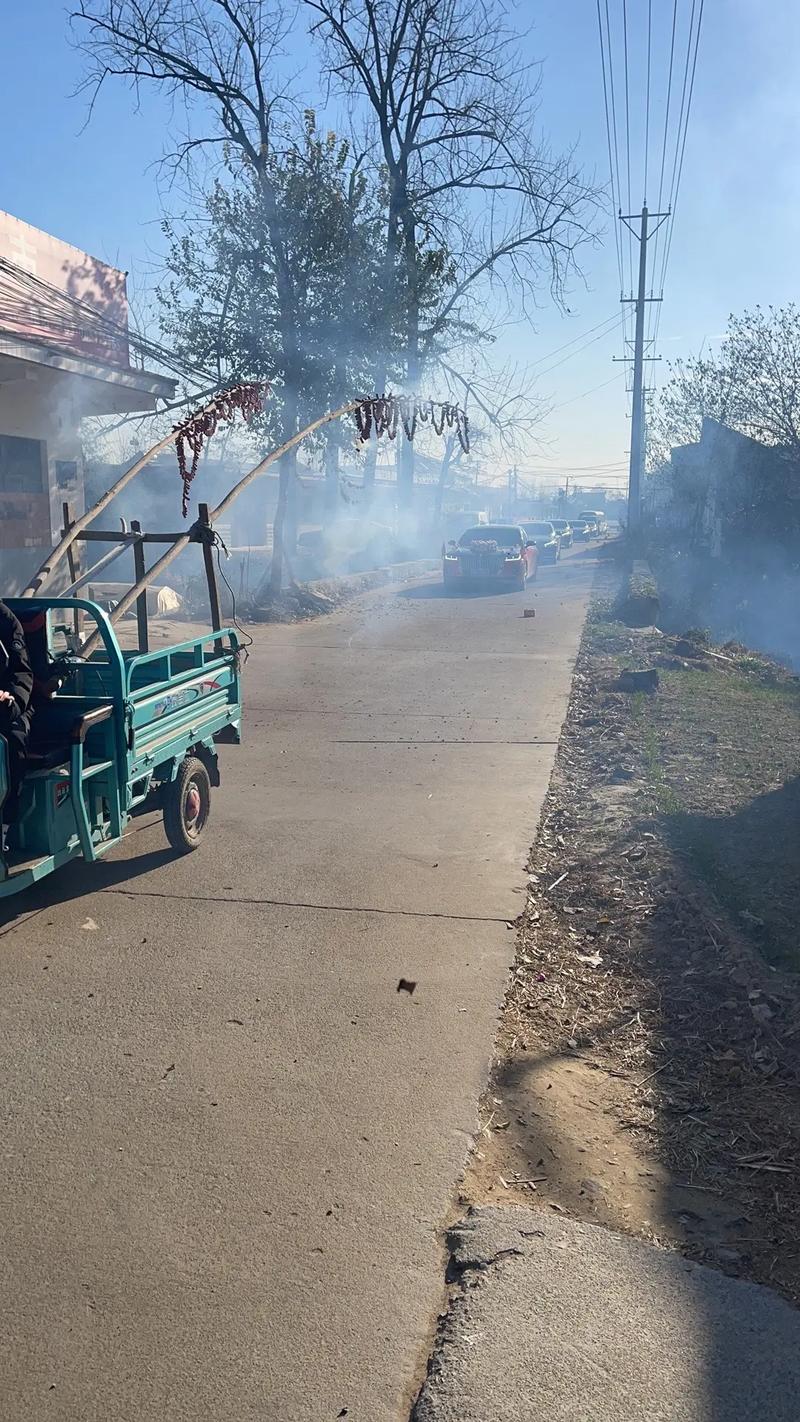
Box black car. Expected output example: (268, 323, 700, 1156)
(550, 518, 573, 548)
(521, 521, 560, 565)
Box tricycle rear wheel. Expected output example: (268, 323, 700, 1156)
(164, 757, 211, 853)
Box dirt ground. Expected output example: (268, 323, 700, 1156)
(464, 568, 800, 1304)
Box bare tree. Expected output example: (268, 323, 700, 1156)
(72, 0, 319, 593)
(432, 359, 548, 519)
(307, 0, 597, 502)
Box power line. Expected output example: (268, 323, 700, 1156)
(0, 256, 216, 390)
(657, 0, 705, 301)
(548, 370, 625, 413)
(534, 312, 625, 379)
(652, 0, 679, 274)
(596, 0, 625, 297)
(622, 0, 633, 287)
(644, 0, 653, 200)
(652, 0, 705, 370)
(597, 0, 635, 415)
(531, 311, 623, 368)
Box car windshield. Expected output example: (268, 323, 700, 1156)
(523, 523, 554, 537)
(458, 526, 521, 547)
(551, 520, 568, 530)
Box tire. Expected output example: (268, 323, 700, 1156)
(164, 756, 211, 852)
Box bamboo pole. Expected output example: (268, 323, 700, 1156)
(20, 391, 237, 598)
(79, 400, 359, 659)
(64, 538, 131, 595)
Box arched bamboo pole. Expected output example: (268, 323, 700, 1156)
(79, 399, 359, 659)
(20, 389, 241, 598)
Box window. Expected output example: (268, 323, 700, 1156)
(0, 434, 46, 493)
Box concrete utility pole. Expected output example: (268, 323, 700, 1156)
(619, 205, 669, 531)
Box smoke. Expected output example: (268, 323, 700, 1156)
(653, 543, 800, 671)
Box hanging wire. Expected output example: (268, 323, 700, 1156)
(0, 256, 215, 389)
(651, 0, 705, 373)
(596, 0, 625, 300)
(657, 0, 705, 302)
(597, 0, 633, 414)
(647, 0, 680, 380)
(622, 0, 634, 287)
(534, 313, 625, 379)
(644, 0, 653, 201)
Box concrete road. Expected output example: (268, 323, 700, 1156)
(0, 546, 597, 1422)
(414, 1209, 800, 1422)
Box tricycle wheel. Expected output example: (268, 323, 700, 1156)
(164, 757, 211, 853)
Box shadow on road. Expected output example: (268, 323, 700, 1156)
(0, 827, 174, 935)
(478, 1018, 800, 1420)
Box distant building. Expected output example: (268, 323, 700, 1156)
(0, 210, 175, 591)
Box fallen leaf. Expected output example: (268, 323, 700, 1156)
(81, 918, 98, 932)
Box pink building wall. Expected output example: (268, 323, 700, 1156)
(0, 209, 130, 367)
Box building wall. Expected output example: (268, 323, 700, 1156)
(0, 363, 88, 590)
(0, 208, 129, 367)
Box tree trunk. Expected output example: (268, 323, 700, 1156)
(269, 454, 292, 596)
(257, 160, 301, 598)
(397, 427, 414, 507)
(324, 431, 339, 515)
(266, 322, 302, 590)
(398, 213, 420, 509)
(362, 354, 387, 507)
(434, 435, 456, 523)
(362, 431, 379, 506)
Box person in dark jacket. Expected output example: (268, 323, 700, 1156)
(0, 601, 34, 866)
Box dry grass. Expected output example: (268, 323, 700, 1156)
(467, 587, 800, 1302)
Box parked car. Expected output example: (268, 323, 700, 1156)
(521, 521, 560, 565)
(572, 518, 594, 542)
(443, 525, 538, 591)
(577, 511, 599, 537)
(550, 518, 573, 548)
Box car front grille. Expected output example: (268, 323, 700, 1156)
(459, 553, 504, 576)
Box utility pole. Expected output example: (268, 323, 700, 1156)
(619, 205, 669, 532)
(628, 204, 649, 530)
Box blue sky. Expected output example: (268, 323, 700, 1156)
(2, 1, 798, 488)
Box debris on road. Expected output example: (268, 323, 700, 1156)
(397, 978, 417, 995)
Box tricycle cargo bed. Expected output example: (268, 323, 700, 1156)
(0, 598, 242, 897)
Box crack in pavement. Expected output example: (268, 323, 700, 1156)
(99, 886, 512, 923)
(331, 739, 560, 746)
